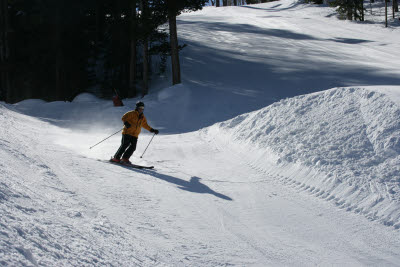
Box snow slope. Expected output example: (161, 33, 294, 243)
(0, 104, 157, 266)
(2, 98, 400, 266)
(2, 0, 400, 266)
(204, 86, 400, 227)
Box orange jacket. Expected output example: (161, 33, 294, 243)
(121, 110, 152, 137)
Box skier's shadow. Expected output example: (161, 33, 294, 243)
(137, 170, 233, 201)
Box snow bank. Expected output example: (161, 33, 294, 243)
(9, 94, 127, 134)
(72, 93, 100, 103)
(205, 87, 400, 228)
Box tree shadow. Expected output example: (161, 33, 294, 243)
(134, 169, 233, 201)
(329, 37, 373, 44)
(178, 20, 320, 41)
(240, 1, 304, 11)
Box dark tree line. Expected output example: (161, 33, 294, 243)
(0, 0, 205, 103)
(307, 0, 398, 24)
(334, 0, 365, 20)
(330, 0, 398, 24)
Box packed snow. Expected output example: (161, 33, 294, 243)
(205, 86, 400, 227)
(1, 0, 400, 266)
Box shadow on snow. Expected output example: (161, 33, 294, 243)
(133, 168, 233, 201)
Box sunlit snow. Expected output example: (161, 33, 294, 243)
(1, 0, 400, 266)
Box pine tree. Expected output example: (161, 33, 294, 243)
(3, 0, 206, 102)
(334, 0, 365, 21)
(129, 0, 138, 97)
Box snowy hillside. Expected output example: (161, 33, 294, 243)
(2, 0, 400, 266)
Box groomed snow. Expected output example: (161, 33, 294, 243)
(2, 0, 400, 266)
(205, 86, 400, 228)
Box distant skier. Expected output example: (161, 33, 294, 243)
(112, 88, 124, 107)
(110, 101, 159, 164)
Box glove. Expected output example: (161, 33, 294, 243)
(150, 128, 159, 135)
(124, 121, 131, 128)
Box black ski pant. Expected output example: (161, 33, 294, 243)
(114, 134, 138, 160)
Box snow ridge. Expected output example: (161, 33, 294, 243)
(205, 87, 400, 228)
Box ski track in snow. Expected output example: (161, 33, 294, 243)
(205, 87, 400, 228)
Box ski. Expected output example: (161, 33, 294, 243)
(106, 159, 154, 169)
(121, 163, 154, 169)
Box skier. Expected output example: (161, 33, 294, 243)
(110, 101, 159, 164)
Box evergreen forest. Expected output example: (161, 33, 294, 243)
(0, 0, 205, 103)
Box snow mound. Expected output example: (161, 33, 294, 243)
(8, 95, 127, 133)
(205, 87, 400, 227)
(72, 93, 100, 103)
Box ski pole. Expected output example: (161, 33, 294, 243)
(89, 129, 122, 149)
(140, 133, 156, 158)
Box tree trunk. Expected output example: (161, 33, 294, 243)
(393, 0, 395, 18)
(0, 0, 11, 102)
(385, 0, 388, 27)
(140, 0, 149, 96)
(129, 0, 137, 97)
(361, 0, 364, 20)
(54, 11, 64, 101)
(347, 0, 353, 20)
(216, 0, 220, 7)
(234, 0, 238, 5)
(223, 0, 228, 6)
(142, 39, 149, 96)
(394, 0, 399, 12)
(95, 1, 103, 44)
(167, 0, 181, 85)
(354, 0, 363, 21)
(168, 14, 181, 85)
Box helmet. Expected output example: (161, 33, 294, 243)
(136, 101, 145, 109)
